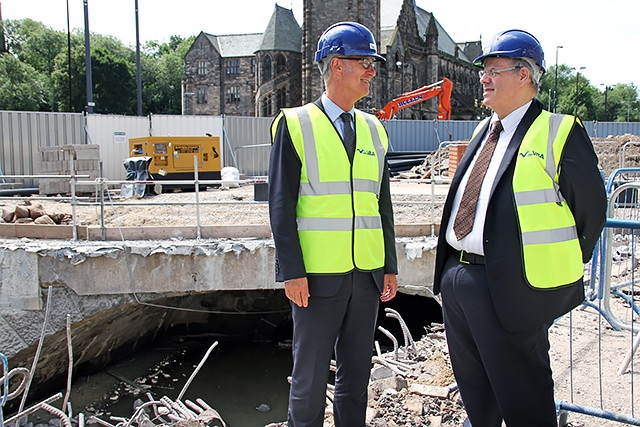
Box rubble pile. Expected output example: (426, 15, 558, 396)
(591, 133, 640, 177)
(396, 150, 445, 180)
(266, 322, 467, 427)
(365, 323, 465, 427)
(0, 200, 72, 225)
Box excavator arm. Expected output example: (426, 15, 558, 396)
(375, 77, 453, 121)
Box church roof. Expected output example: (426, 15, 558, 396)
(379, 27, 397, 54)
(204, 33, 263, 58)
(258, 4, 302, 53)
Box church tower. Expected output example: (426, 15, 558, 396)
(302, 0, 381, 105)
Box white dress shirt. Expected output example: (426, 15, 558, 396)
(445, 101, 532, 255)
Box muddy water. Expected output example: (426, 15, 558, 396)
(42, 294, 440, 427)
(66, 338, 292, 427)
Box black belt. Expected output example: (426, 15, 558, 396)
(457, 250, 485, 265)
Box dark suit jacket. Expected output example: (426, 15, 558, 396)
(433, 99, 607, 331)
(268, 99, 398, 295)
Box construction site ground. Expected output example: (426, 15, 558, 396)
(3, 135, 640, 426)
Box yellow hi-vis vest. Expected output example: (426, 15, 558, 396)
(272, 103, 388, 274)
(512, 111, 583, 289)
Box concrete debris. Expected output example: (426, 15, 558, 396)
(0, 200, 72, 225)
(401, 236, 438, 260)
(266, 323, 467, 427)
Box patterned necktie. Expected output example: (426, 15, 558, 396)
(453, 120, 503, 240)
(340, 112, 356, 161)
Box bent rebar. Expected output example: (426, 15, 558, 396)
(385, 308, 417, 355)
(377, 326, 399, 360)
(177, 341, 218, 401)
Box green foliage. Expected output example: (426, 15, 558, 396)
(91, 47, 136, 114)
(540, 65, 640, 121)
(142, 36, 194, 114)
(2, 17, 638, 120)
(1, 18, 192, 115)
(0, 53, 51, 111)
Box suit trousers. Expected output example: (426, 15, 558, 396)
(440, 254, 558, 427)
(287, 270, 380, 427)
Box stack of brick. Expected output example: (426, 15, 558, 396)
(36, 145, 100, 196)
(448, 144, 468, 176)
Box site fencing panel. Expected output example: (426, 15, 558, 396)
(3, 110, 640, 191)
(553, 169, 640, 426)
(586, 121, 640, 139)
(0, 111, 84, 187)
(149, 114, 222, 138)
(85, 114, 149, 184)
(383, 119, 477, 152)
(223, 116, 273, 177)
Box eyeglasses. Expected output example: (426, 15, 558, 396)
(338, 57, 375, 69)
(478, 66, 522, 79)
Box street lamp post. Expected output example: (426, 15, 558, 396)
(554, 45, 563, 113)
(135, 0, 142, 116)
(574, 66, 586, 115)
(66, 0, 73, 111)
(83, 0, 94, 114)
(600, 84, 609, 121)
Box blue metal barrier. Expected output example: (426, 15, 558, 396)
(557, 172, 640, 425)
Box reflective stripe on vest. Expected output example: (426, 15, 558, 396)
(274, 104, 388, 274)
(512, 111, 583, 289)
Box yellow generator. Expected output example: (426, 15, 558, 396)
(128, 135, 221, 191)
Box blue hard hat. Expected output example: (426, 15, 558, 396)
(474, 29, 545, 71)
(315, 21, 385, 63)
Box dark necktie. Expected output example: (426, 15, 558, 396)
(340, 112, 356, 161)
(453, 120, 503, 240)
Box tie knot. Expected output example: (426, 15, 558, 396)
(492, 120, 503, 133)
(340, 112, 352, 124)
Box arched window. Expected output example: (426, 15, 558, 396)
(261, 94, 272, 117)
(276, 87, 287, 110)
(262, 55, 272, 82)
(276, 54, 287, 75)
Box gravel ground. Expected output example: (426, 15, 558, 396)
(0, 180, 447, 229)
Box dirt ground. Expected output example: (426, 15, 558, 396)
(3, 136, 640, 426)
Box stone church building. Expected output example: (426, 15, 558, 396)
(182, 0, 483, 120)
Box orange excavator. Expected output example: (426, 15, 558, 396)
(375, 77, 453, 121)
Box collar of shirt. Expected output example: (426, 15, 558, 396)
(494, 100, 532, 138)
(321, 93, 354, 138)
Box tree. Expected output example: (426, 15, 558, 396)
(540, 65, 640, 121)
(0, 53, 51, 111)
(141, 36, 193, 114)
(91, 47, 136, 114)
(606, 84, 640, 122)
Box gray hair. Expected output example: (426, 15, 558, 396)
(514, 57, 544, 91)
(316, 54, 337, 88)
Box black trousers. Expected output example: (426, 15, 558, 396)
(287, 270, 380, 427)
(440, 254, 558, 427)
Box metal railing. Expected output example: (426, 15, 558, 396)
(0, 157, 267, 241)
(555, 170, 640, 425)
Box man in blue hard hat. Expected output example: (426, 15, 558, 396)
(268, 21, 398, 427)
(432, 29, 606, 426)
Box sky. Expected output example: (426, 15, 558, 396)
(2, 0, 639, 91)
